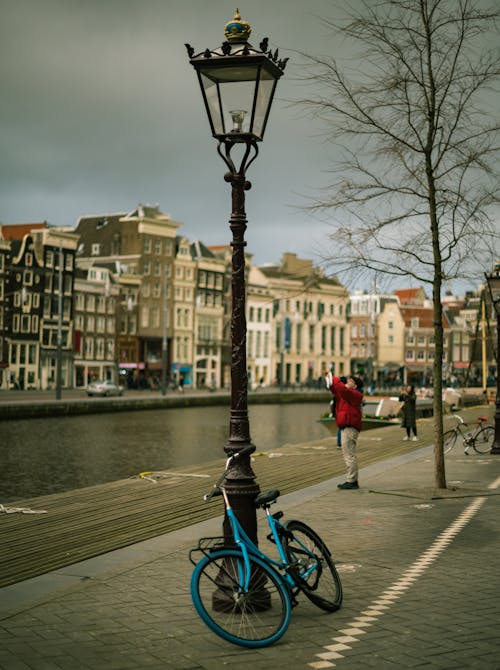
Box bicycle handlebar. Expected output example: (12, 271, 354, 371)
(203, 445, 256, 502)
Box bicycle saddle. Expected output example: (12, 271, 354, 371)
(254, 489, 280, 508)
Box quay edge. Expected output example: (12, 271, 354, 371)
(0, 390, 332, 421)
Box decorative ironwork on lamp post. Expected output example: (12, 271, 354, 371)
(485, 264, 500, 455)
(186, 10, 287, 543)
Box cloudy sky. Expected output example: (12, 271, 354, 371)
(1, 0, 497, 293)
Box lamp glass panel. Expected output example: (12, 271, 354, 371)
(199, 63, 261, 136)
(252, 68, 277, 139)
(200, 72, 223, 135)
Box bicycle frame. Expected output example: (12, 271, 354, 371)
(220, 486, 303, 594)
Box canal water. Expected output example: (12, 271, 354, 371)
(1, 402, 331, 502)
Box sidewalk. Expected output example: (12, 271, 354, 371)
(1, 442, 499, 670)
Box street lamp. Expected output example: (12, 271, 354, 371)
(186, 10, 287, 543)
(485, 264, 500, 454)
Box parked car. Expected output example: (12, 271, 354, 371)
(86, 380, 124, 397)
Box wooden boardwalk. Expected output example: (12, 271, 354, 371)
(1, 406, 492, 588)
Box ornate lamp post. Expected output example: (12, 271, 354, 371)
(485, 264, 500, 454)
(186, 11, 287, 542)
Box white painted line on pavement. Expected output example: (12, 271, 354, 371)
(308, 475, 500, 669)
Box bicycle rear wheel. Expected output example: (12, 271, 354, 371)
(473, 426, 494, 454)
(281, 519, 342, 612)
(443, 430, 457, 454)
(191, 548, 291, 648)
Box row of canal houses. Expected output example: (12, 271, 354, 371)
(0, 204, 492, 392)
(0, 205, 351, 391)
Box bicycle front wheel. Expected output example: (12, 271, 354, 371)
(281, 520, 342, 612)
(443, 430, 457, 454)
(191, 549, 291, 648)
(473, 426, 495, 454)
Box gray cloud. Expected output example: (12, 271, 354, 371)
(1, 0, 495, 294)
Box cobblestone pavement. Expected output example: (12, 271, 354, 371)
(1, 442, 499, 670)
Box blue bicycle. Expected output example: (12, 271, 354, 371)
(189, 446, 342, 648)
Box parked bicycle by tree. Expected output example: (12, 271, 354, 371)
(443, 415, 494, 455)
(189, 446, 342, 647)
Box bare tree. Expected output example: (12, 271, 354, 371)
(295, 0, 500, 488)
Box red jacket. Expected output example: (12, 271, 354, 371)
(329, 377, 363, 431)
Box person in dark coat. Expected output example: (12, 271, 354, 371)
(399, 384, 418, 441)
(327, 375, 364, 489)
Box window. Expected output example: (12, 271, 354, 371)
(309, 324, 315, 353)
(84, 338, 94, 358)
(46, 250, 54, 267)
(143, 260, 151, 275)
(248, 330, 254, 358)
(256, 331, 262, 357)
(25, 252, 33, 267)
(154, 239, 162, 254)
(388, 335, 394, 344)
(388, 321, 394, 329)
(96, 338, 105, 358)
(417, 350, 425, 360)
(406, 350, 414, 360)
(144, 237, 152, 253)
(91, 243, 101, 256)
(351, 325, 358, 337)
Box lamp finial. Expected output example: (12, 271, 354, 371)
(224, 9, 252, 43)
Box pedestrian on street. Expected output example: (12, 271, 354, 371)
(326, 374, 364, 489)
(399, 384, 418, 441)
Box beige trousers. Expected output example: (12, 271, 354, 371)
(341, 426, 359, 483)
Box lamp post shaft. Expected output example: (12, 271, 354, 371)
(223, 166, 259, 546)
(161, 271, 168, 396)
(491, 310, 500, 454)
(56, 244, 63, 401)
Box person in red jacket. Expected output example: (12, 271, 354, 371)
(327, 375, 364, 489)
